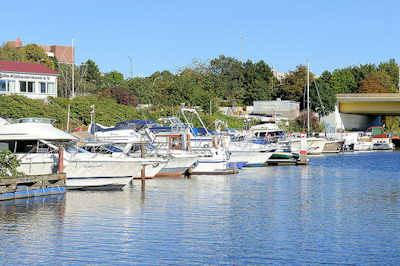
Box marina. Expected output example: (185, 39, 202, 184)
(0, 151, 398, 264)
(1, 5, 400, 263)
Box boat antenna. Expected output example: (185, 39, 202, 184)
(307, 61, 310, 136)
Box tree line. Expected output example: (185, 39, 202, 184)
(1, 42, 399, 118)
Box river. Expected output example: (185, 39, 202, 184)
(0, 151, 399, 265)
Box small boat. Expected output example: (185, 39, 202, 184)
(354, 136, 373, 151)
(323, 139, 344, 153)
(290, 137, 327, 155)
(367, 126, 394, 151)
(191, 147, 237, 175)
(266, 152, 307, 165)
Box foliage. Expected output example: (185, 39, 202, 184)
(0, 44, 24, 61)
(2, 39, 400, 129)
(104, 86, 137, 106)
(81, 59, 101, 85)
(0, 151, 22, 177)
(310, 71, 336, 116)
(103, 71, 126, 88)
(384, 116, 400, 135)
(18, 44, 55, 70)
(330, 68, 358, 94)
(357, 72, 396, 93)
(287, 111, 322, 133)
(273, 65, 313, 109)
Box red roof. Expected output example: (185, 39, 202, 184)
(0, 60, 58, 75)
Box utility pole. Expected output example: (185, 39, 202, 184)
(71, 37, 75, 98)
(307, 61, 310, 136)
(128, 56, 133, 79)
(240, 35, 244, 62)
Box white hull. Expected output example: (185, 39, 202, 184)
(291, 138, 327, 155)
(141, 160, 169, 176)
(372, 138, 393, 150)
(229, 151, 272, 166)
(159, 156, 198, 174)
(192, 160, 228, 173)
(17, 152, 166, 190)
(373, 143, 394, 150)
(66, 176, 133, 190)
(354, 142, 373, 151)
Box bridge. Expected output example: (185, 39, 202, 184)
(322, 93, 400, 131)
(337, 93, 400, 115)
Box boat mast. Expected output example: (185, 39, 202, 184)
(307, 61, 310, 135)
(71, 37, 75, 98)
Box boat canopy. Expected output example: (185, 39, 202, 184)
(0, 122, 77, 141)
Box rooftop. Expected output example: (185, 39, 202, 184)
(0, 60, 58, 75)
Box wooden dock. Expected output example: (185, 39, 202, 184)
(0, 173, 66, 201)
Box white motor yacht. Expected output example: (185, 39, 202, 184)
(0, 118, 165, 190)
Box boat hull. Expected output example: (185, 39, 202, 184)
(155, 156, 198, 177)
(229, 151, 272, 167)
(323, 140, 344, 153)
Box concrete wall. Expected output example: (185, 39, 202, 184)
(321, 105, 381, 132)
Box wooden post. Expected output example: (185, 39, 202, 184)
(58, 145, 64, 173)
(141, 166, 145, 191)
(187, 134, 191, 151)
(140, 143, 145, 191)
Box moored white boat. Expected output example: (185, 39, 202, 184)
(290, 137, 327, 155)
(0, 119, 160, 190)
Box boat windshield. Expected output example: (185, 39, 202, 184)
(14, 117, 56, 124)
(65, 145, 89, 153)
(104, 145, 123, 153)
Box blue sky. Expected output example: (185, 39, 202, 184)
(3, 0, 399, 77)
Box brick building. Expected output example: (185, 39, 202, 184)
(6, 38, 74, 64)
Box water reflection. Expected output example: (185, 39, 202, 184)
(0, 152, 398, 264)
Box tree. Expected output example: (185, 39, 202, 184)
(103, 71, 126, 88)
(18, 44, 55, 70)
(273, 65, 313, 109)
(0, 44, 24, 61)
(104, 86, 137, 106)
(330, 68, 358, 94)
(310, 71, 336, 116)
(357, 72, 396, 93)
(378, 59, 399, 89)
(209, 55, 245, 105)
(81, 59, 101, 85)
(242, 60, 274, 105)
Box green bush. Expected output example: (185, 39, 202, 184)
(0, 151, 22, 177)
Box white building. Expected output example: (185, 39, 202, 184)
(0, 61, 58, 99)
(252, 99, 300, 120)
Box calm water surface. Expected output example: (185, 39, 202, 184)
(0, 152, 399, 265)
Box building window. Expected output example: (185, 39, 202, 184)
(27, 81, 34, 93)
(20, 81, 27, 92)
(7, 80, 15, 92)
(47, 82, 55, 94)
(0, 80, 6, 92)
(40, 82, 46, 93)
